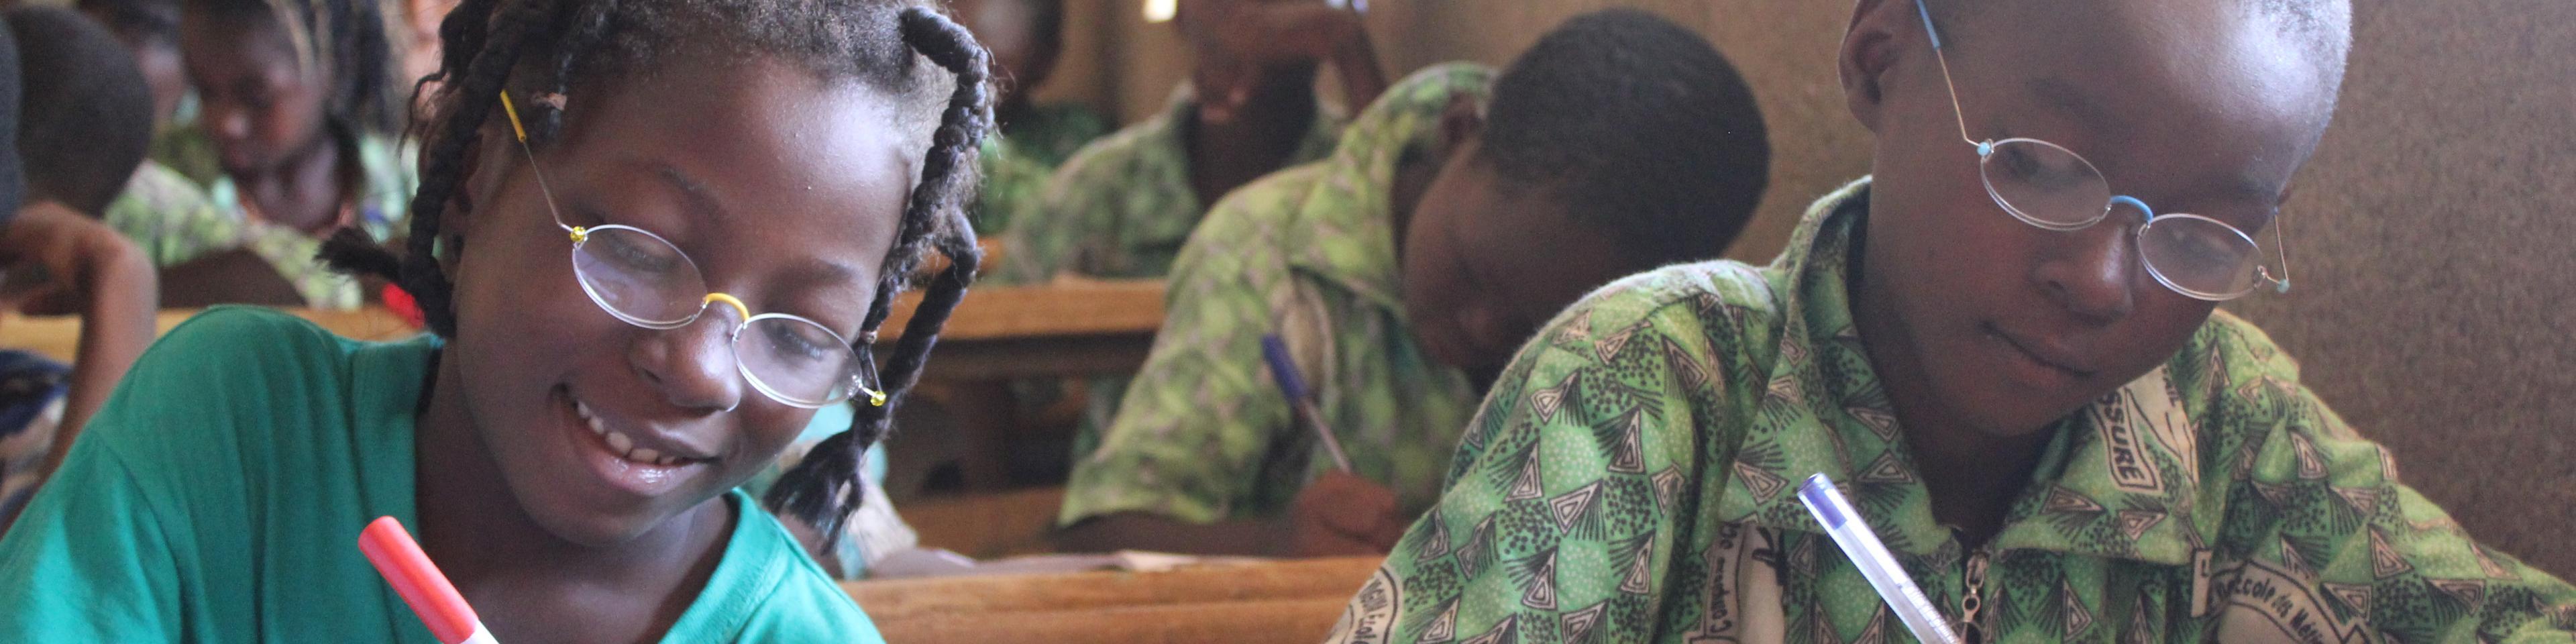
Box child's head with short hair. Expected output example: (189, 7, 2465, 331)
(1396, 9, 1770, 382)
(1835, 0, 2351, 436)
(318, 0, 989, 547)
(74, 0, 185, 126)
(7, 5, 155, 215)
(176, 0, 397, 178)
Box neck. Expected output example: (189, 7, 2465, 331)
(411, 355, 731, 594)
(237, 135, 348, 235)
(1845, 217, 2051, 549)
(1185, 84, 1318, 207)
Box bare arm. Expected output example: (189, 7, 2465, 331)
(0, 203, 160, 476)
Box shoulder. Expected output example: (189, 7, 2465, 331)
(1531, 260, 1786, 360)
(1049, 115, 1181, 189)
(1186, 163, 1332, 252)
(137, 307, 352, 382)
(718, 504, 881, 643)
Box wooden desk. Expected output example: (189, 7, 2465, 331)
(876, 278, 1165, 380)
(845, 556, 1377, 644)
(0, 307, 418, 362)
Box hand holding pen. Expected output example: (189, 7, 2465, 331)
(1263, 334, 1405, 556)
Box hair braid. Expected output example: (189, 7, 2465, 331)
(319, 0, 560, 335)
(762, 6, 990, 543)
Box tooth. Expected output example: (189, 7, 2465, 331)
(654, 455, 680, 466)
(586, 415, 606, 435)
(605, 430, 633, 453)
(574, 400, 592, 420)
(631, 447, 662, 464)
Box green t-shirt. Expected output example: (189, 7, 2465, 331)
(0, 307, 882, 643)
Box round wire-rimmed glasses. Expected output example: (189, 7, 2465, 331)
(501, 91, 885, 409)
(1916, 0, 2293, 301)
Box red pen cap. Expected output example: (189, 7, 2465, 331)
(359, 516, 481, 644)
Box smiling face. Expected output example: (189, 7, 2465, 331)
(440, 56, 910, 546)
(178, 8, 329, 177)
(1845, 0, 2343, 437)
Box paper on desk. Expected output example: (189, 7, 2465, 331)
(867, 547, 1269, 579)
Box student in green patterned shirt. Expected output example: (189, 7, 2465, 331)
(1329, 1, 2576, 643)
(952, 0, 1109, 234)
(1000, 0, 1386, 284)
(1059, 11, 1771, 559)
(160, 0, 415, 310)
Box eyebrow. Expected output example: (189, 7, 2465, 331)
(648, 162, 727, 223)
(2023, 76, 2115, 132)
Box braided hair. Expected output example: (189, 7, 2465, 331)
(317, 0, 992, 544)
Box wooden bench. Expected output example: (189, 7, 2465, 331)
(844, 555, 1377, 644)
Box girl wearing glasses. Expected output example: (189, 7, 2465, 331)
(0, 0, 989, 642)
(1330, 0, 2574, 643)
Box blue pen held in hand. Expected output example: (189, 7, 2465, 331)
(1260, 334, 1354, 472)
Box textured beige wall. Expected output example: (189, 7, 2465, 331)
(1064, 0, 2576, 576)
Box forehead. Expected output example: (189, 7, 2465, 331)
(551, 56, 915, 272)
(1954, 0, 2338, 210)
(178, 7, 295, 66)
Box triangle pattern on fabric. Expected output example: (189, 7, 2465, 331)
(1505, 450, 1545, 501)
(1559, 602, 1608, 644)
(1460, 616, 1518, 644)
(1419, 601, 1459, 643)
(2114, 510, 2166, 541)
(2044, 486, 2106, 515)
(1606, 410, 1648, 474)
(2324, 582, 2373, 616)
(1735, 461, 1790, 504)
(2432, 579, 2488, 608)
(2369, 529, 2414, 580)
(2332, 486, 2383, 516)
(1520, 553, 1559, 610)
(1855, 453, 1915, 485)
(1846, 406, 1899, 441)
(1620, 540, 1656, 595)
(1548, 482, 1604, 533)
(1651, 467, 1686, 514)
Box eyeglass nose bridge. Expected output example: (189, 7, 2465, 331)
(702, 292, 753, 325)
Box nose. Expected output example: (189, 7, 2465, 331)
(209, 103, 251, 143)
(630, 302, 747, 413)
(2029, 207, 2138, 324)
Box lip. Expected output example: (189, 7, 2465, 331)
(555, 386, 716, 498)
(1980, 322, 2098, 383)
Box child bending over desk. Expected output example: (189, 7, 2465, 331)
(1328, 0, 2576, 642)
(1058, 10, 1770, 558)
(0, 6, 162, 527)
(0, 1, 994, 641)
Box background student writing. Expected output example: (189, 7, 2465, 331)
(1057, 10, 1770, 558)
(0, 0, 993, 641)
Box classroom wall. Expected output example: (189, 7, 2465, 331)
(1059, 0, 2576, 576)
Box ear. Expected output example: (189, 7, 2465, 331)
(1839, 0, 1909, 133)
(1436, 92, 1485, 158)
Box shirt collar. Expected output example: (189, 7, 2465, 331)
(1713, 178, 2207, 567)
(1281, 63, 1494, 313)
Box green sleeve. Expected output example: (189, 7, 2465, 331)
(1330, 290, 1746, 644)
(1057, 212, 1295, 526)
(996, 148, 1116, 285)
(2221, 383, 2576, 643)
(0, 442, 183, 641)
(102, 162, 243, 267)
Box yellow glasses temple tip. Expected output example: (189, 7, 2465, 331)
(499, 90, 529, 143)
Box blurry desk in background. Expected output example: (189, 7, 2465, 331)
(875, 278, 1165, 490)
(844, 555, 1375, 644)
(875, 278, 1165, 380)
(0, 307, 418, 362)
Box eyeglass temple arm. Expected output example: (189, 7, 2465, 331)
(498, 91, 582, 241)
(2262, 213, 2293, 293)
(1913, 0, 1983, 148)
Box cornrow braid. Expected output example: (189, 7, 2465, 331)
(766, 7, 991, 543)
(319, 0, 991, 546)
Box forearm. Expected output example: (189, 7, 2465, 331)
(1327, 22, 1387, 115)
(46, 235, 158, 476)
(1053, 512, 1288, 557)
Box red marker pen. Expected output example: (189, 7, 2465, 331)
(360, 516, 499, 644)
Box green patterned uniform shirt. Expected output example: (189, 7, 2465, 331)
(1060, 64, 1494, 527)
(973, 103, 1110, 234)
(1000, 85, 1342, 284)
(1326, 180, 2576, 644)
